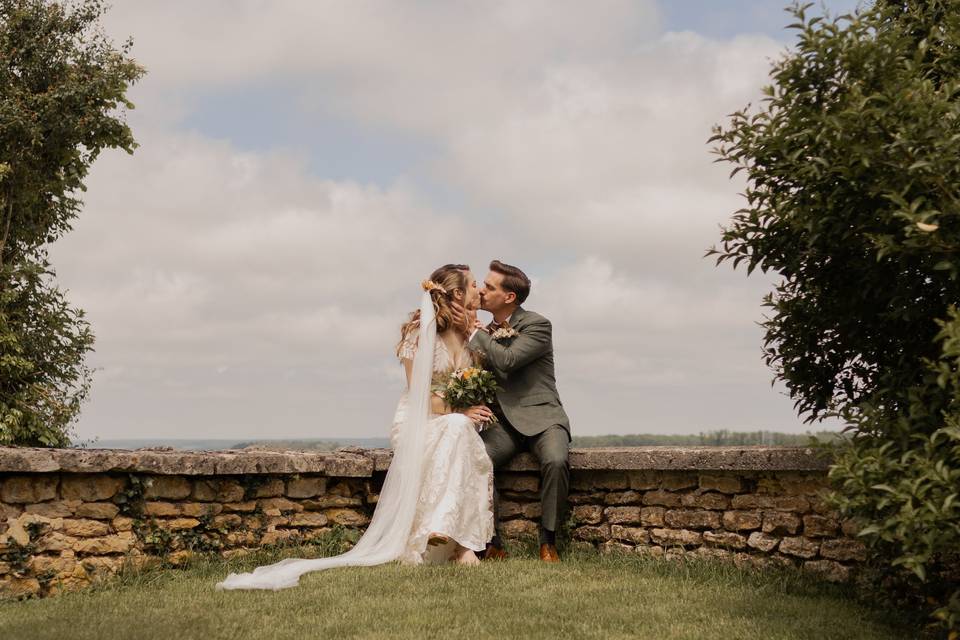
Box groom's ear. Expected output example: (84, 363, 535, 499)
(504, 291, 517, 305)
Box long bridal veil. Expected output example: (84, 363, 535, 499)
(216, 291, 437, 590)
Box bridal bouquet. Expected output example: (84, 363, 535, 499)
(435, 367, 500, 411)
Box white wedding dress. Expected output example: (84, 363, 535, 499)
(392, 329, 495, 564)
(217, 292, 493, 590)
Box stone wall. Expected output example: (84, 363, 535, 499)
(0, 446, 864, 599)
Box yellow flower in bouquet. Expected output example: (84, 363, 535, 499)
(434, 367, 500, 411)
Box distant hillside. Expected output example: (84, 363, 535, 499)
(570, 430, 843, 447)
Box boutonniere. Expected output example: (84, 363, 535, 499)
(491, 326, 519, 341)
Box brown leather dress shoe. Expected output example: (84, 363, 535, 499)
(539, 543, 560, 563)
(482, 543, 508, 560)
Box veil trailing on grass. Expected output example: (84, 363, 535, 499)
(216, 291, 437, 590)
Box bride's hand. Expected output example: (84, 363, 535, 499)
(462, 405, 494, 425)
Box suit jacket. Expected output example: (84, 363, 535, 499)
(468, 306, 570, 439)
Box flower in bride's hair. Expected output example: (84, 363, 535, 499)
(421, 279, 447, 294)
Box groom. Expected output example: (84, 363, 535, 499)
(459, 260, 571, 563)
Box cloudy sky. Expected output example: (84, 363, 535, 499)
(53, 0, 863, 442)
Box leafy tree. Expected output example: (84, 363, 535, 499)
(710, 1, 960, 631)
(0, 0, 143, 446)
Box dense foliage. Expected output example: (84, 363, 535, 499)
(0, 0, 143, 446)
(710, 1, 960, 631)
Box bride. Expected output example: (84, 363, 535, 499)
(217, 264, 495, 590)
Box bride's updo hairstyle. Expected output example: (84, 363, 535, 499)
(396, 264, 470, 357)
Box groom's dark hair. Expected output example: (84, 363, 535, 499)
(490, 260, 531, 305)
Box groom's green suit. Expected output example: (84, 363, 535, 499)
(468, 306, 570, 539)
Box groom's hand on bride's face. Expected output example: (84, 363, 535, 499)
(450, 301, 476, 336)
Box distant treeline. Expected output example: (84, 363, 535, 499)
(570, 430, 844, 448)
(230, 430, 843, 451)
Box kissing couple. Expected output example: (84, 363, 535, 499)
(218, 260, 571, 590)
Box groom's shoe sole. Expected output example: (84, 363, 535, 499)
(482, 545, 508, 561)
(539, 544, 560, 563)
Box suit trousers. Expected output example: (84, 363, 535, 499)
(480, 416, 570, 541)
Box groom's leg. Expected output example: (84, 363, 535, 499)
(480, 420, 522, 546)
(529, 425, 570, 545)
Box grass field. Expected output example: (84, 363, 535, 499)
(0, 544, 919, 640)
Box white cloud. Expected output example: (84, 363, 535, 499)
(50, 2, 839, 440)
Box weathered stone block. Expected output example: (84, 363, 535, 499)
(599, 540, 633, 554)
(260, 529, 300, 546)
(29, 554, 77, 576)
(324, 508, 370, 527)
(568, 492, 604, 505)
(143, 502, 180, 517)
(698, 474, 742, 494)
(1, 476, 58, 503)
(179, 503, 223, 518)
(289, 512, 328, 527)
(746, 532, 780, 553)
(572, 524, 610, 543)
(192, 479, 244, 503)
(762, 511, 801, 536)
(680, 492, 730, 510)
(778, 536, 819, 559)
(610, 525, 649, 544)
(286, 477, 327, 499)
(212, 514, 242, 529)
(660, 472, 697, 491)
(731, 494, 810, 513)
(62, 519, 110, 538)
(0, 503, 23, 522)
(642, 490, 680, 507)
(604, 491, 643, 505)
(258, 498, 303, 515)
(249, 478, 285, 499)
(649, 528, 702, 547)
(223, 501, 257, 513)
(33, 532, 79, 553)
(802, 515, 838, 538)
(695, 546, 734, 561)
(73, 533, 135, 555)
(840, 518, 860, 537)
(702, 531, 747, 550)
(820, 538, 867, 562)
(803, 559, 851, 583)
(497, 474, 539, 493)
(665, 509, 721, 530)
(75, 503, 120, 520)
(604, 506, 642, 525)
(111, 516, 134, 532)
(628, 471, 660, 491)
(501, 519, 538, 539)
(0, 576, 41, 598)
(61, 475, 125, 502)
(640, 507, 666, 527)
(722, 510, 762, 531)
(572, 471, 629, 491)
(143, 476, 191, 500)
(25, 500, 80, 518)
(780, 473, 828, 496)
(571, 505, 603, 525)
(159, 518, 201, 532)
(302, 496, 362, 509)
(500, 501, 541, 519)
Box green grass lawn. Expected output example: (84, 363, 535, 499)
(0, 545, 919, 640)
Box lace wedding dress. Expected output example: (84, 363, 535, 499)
(216, 292, 493, 590)
(392, 326, 495, 564)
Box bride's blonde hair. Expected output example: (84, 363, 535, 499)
(397, 264, 469, 356)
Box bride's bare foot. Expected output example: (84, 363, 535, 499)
(451, 544, 480, 565)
